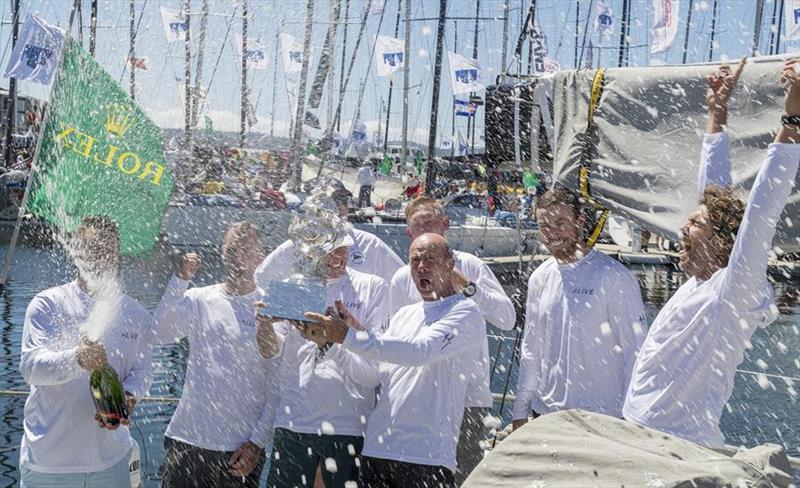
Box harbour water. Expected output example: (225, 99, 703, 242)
(0, 245, 796, 486)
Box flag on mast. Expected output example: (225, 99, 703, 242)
(159, 7, 189, 43)
(785, 0, 800, 41)
(3, 14, 64, 85)
(448, 52, 484, 95)
(651, 0, 680, 54)
(374, 36, 405, 77)
(280, 33, 304, 73)
(29, 39, 174, 255)
(234, 34, 269, 70)
(594, 0, 615, 34)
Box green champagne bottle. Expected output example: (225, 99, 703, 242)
(89, 365, 129, 427)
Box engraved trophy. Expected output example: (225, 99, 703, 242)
(260, 187, 352, 322)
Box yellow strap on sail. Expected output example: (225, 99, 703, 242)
(581, 68, 608, 248)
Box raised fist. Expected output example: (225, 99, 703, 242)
(176, 252, 202, 281)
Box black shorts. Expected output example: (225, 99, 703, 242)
(161, 437, 265, 488)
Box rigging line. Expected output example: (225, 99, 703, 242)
(553, 0, 575, 57)
(351, 1, 387, 125)
(577, 0, 594, 68)
(118, 0, 151, 85)
(197, 5, 239, 119)
(736, 369, 800, 384)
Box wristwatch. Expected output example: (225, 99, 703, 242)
(781, 115, 800, 127)
(462, 281, 477, 298)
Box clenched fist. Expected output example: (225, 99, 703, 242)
(176, 253, 202, 281)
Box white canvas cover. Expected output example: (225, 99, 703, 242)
(464, 410, 794, 487)
(548, 55, 800, 253)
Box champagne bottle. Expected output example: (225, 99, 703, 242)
(89, 365, 129, 427)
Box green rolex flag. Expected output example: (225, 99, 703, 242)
(379, 155, 392, 176)
(28, 39, 174, 256)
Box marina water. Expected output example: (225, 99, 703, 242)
(0, 245, 796, 486)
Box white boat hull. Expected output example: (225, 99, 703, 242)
(163, 205, 529, 260)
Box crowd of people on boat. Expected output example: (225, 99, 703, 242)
(16, 59, 800, 488)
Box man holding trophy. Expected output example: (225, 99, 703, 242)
(19, 216, 153, 488)
(256, 188, 389, 488)
(152, 222, 281, 488)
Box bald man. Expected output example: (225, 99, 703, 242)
(309, 234, 484, 488)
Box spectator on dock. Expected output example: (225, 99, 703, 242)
(512, 186, 646, 430)
(309, 233, 484, 488)
(388, 197, 516, 485)
(151, 223, 280, 487)
(19, 216, 153, 488)
(623, 59, 800, 448)
(357, 162, 375, 208)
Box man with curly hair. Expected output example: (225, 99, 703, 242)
(624, 59, 800, 447)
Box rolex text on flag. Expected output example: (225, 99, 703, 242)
(3, 14, 64, 85)
(28, 39, 174, 256)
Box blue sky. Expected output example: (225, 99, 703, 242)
(0, 0, 790, 146)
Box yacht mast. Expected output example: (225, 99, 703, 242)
(289, 0, 315, 190)
(239, 0, 248, 148)
(425, 0, 447, 194)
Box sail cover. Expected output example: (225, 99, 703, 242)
(548, 55, 800, 253)
(464, 410, 794, 487)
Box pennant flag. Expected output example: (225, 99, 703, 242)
(280, 33, 304, 73)
(448, 52, 484, 95)
(28, 39, 174, 256)
(440, 136, 453, 151)
(160, 7, 188, 43)
(456, 130, 469, 156)
(454, 98, 477, 117)
(594, 1, 615, 34)
(785, 0, 800, 41)
(371, 0, 386, 15)
(530, 24, 548, 73)
(3, 14, 64, 85)
(372, 130, 382, 147)
(651, 0, 680, 54)
(235, 34, 269, 70)
(246, 101, 258, 127)
(351, 120, 367, 146)
(204, 114, 215, 133)
(374, 36, 405, 77)
(379, 155, 393, 175)
(415, 155, 425, 175)
(125, 56, 149, 70)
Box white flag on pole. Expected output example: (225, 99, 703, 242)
(594, 0, 615, 34)
(785, 0, 800, 41)
(374, 36, 405, 77)
(448, 52, 484, 95)
(351, 120, 367, 146)
(280, 33, 304, 73)
(370, 0, 386, 15)
(650, 0, 680, 54)
(234, 34, 269, 69)
(3, 14, 64, 85)
(456, 130, 469, 156)
(160, 7, 188, 42)
(440, 136, 453, 151)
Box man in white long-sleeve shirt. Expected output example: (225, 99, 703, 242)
(512, 187, 646, 430)
(624, 59, 800, 448)
(258, 233, 389, 488)
(255, 183, 403, 285)
(357, 163, 375, 208)
(309, 233, 484, 488)
(152, 222, 280, 487)
(388, 196, 516, 484)
(19, 216, 153, 488)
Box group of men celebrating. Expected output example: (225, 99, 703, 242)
(17, 58, 800, 488)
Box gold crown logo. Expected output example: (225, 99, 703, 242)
(105, 103, 134, 137)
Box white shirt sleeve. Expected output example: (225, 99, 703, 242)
(343, 304, 483, 367)
(151, 276, 194, 344)
(19, 296, 83, 386)
(471, 262, 517, 331)
(121, 317, 154, 401)
(512, 288, 540, 421)
(249, 364, 282, 448)
(326, 344, 381, 388)
(375, 241, 405, 285)
(388, 268, 415, 316)
(607, 271, 646, 388)
(722, 143, 800, 301)
(698, 131, 732, 190)
(254, 240, 295, 290)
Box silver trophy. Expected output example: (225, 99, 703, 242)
(260, 186, 352, 322)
